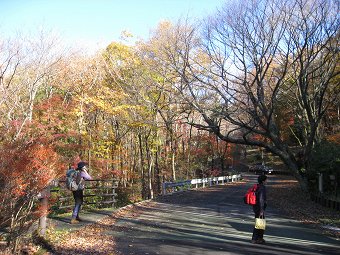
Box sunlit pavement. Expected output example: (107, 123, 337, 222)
(108, 174, 339, 255)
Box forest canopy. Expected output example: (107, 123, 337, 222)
(0, 1, 339, 250)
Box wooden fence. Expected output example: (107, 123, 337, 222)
(310, 193, 340, 211)
(162, 174, 242, 195)
(49, 179, 118, 210)
(37, 179, 118, 235)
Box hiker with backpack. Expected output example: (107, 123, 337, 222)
(66, 161, 93, 224)
(251, 174, 267, 244)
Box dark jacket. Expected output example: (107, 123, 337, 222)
(253, 183, 267, 214)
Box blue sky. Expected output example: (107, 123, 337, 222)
(1, 0, 225, 51)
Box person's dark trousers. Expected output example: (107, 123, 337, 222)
(72, 189, 84, 219)
(252, 211, 265, 241)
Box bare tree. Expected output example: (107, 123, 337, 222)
(151, 0, 339, 188)
(0, 31, 63, 139)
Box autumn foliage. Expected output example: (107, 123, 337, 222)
(0, 121, 65, 251)
(0, 1, 339, 252)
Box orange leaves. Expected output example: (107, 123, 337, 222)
(0, 123, 66, 251)
(326, 133, 340, 144)
(0, 139, 63, 199)
(0, 120, 66, 228)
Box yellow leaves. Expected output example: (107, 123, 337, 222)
(106, 41, 131, 54)
(104, 42, 136, 66)
(84, 96, 141, 118)
(70, 82, 135, 119)
(74, 108, 84, 117)
(73, 83, 156, 123)
(92, 140, 114, 159)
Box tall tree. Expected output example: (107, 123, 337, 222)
(149, 0, 339, 189)
(0, 33, 63, 139)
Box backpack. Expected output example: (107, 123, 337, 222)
(243, 184, 258, 205)
(66, 169, 82, 191)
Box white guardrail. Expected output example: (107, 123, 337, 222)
(161, 174, 242, 195)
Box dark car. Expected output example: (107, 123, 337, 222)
(249, 163, 273, 175)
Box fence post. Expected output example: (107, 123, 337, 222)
(38, 186, 50, 236)
(162, 182, 166, 195)
(318, 173, 323, 193)
(112, 180, 118, 207)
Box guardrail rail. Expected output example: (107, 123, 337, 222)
(162, 174, 242, 195)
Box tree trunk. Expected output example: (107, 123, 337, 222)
(138, 133, 146, 199)
(148, 156, 154, 199)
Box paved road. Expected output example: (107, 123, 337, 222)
(108, 174, 339, 255)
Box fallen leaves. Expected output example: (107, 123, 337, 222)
(269, 175, 340, 239)
(46, 224, 117, 255)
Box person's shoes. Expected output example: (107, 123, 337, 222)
(255, 239, 266, 244)
(251, 239, 266, 244)
(70, 218, 80, 224)
(76, 217, 83, 222)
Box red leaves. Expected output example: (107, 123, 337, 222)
(0, 120, 66, 248)
(1, 139, 63, 195)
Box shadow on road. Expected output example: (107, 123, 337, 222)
(48, 174, 339, 255)
(109, 173, 339, 255)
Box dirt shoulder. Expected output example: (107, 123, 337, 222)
(267, 174, 340, 239)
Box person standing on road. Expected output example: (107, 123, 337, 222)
(71, 161, 93, 224)
(252, 174, 267, 244)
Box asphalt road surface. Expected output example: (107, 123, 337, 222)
(108, 174, 339, 255)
